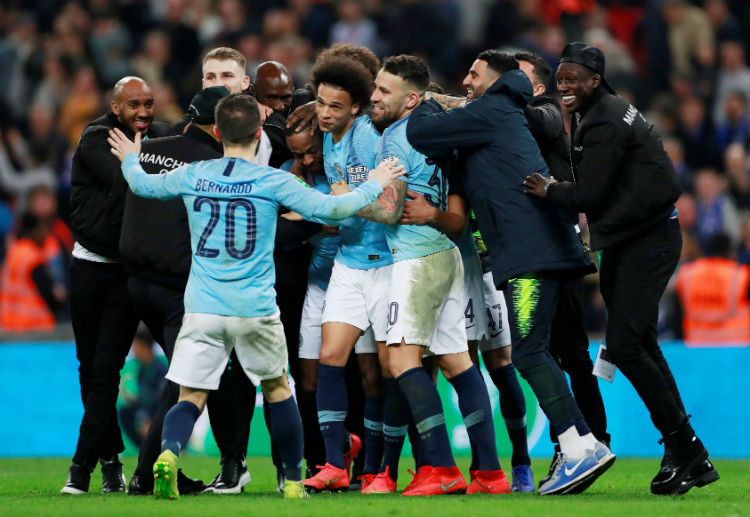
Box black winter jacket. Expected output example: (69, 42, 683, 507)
(70, 113, 172, 259)
(118, 126, 222, 290)
(525, 95, 579, 226)
(407, 70, 593, 287)
(546, 87, 681, 250)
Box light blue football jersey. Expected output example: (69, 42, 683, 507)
(122, 153, 383, 317)
(279, 160, 340, 290)
(323, 115, 392, 270)
(377, 115, 454, 261)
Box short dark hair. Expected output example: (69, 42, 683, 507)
(476, 50, 519, 75)
(215, 94, 260, 145)
(381, 55, 430, 94)
(706, 233, 733, 258)
(316, 44, 381, 80)
(312, 55, 374, 111)
(515, 51, 553, 91)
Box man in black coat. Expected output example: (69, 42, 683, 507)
(525, 42, 718, 495)
(62, 76, 172, 495)
(407, 50, 612, 495)
(119, 86, 230, 495)
(516, 50, 610, 484)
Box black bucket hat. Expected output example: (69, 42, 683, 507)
(188, 85, 230, 124)
(559, 42, 616, 94)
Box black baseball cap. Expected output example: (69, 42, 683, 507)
(188, 85, 230, 124)
(559, 42, 616, 94)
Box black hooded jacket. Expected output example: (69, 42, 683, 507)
(546, 87, 681, 250)
(70, 112, 172, 259)
(407, 70, 593, 287)
(118, 125, 222, 290)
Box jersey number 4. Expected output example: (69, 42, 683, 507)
(194, 196, 257, 259)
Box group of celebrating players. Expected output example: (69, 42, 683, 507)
(61, 37, 718, 501)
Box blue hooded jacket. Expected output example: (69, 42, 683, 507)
(407, 69, 593, 287)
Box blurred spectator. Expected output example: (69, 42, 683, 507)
(117, 325, 168, 448)
(0, 212, 64, 332)
(151, 82, 185, 127)
(712, 40, 750, 124)
(330, 0, 383, 54)
(663, 136, 694, 193)
(0, 129, 57, 213)
(661, 0, 715, 80)
(0, 11, 39, 123)
(738, 212, 750, 265)
(87, 3, 132, 87)
(724, 142, 750, 210)
(704, 0, 745, 46)
(56, 65, 102, 147)
(714, 90, 749, 154)
(693, 167, 742, 251)
(31, 51, 73, 116)
(675, 233, 750, 345)
(676, 95, 721, 169)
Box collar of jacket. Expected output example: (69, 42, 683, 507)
(575, 85, 607, 119)
(485, 69, 533, 106)
(185, 124, 222, 153)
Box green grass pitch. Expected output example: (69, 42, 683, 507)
(1, 457, 747, 516)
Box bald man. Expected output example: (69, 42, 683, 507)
(251, 61, 294, 115)
(63, 76, 171, 495)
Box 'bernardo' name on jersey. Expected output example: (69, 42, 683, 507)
(194, 179, 253, 194)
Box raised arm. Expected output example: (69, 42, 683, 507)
(277, 159, 405, 221)
(356, 179, 409, 225)
(406, 99, 492, 156)
(109, 128, 186, 200)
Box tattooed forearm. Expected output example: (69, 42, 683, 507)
(425, 92, 467, 110)
(357, 180, 408, 224)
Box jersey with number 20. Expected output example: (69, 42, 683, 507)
(121, 153, 383, 318)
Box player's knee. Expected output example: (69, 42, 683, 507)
(261, 376, 292, 403)
(483, 347, 512, 369)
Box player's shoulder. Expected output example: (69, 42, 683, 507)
(352, 115, 380, 141)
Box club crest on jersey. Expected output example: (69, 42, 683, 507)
(334, 163, 346, 182)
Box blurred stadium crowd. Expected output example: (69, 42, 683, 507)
(0, 0, 748, 337)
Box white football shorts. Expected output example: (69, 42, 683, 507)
(167, 311, 287, 389)
(386, 247, 467, 355)
(478, 270, 512, 351)
(321, 260, 391, 342)
(299, 281, 377, 359)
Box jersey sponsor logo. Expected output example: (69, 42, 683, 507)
(368, 254, 381, 261)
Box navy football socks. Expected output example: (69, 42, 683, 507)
(397, 367, 455, 468)
(363, 394, 384, 475)
(316, 364, 348, 469)
(489, 364, 531, 467)
(267, 396, 304, 481)
(161, 400, 201, 456)
(449, 367, 501, 471)
(380, 379, 409, 480)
